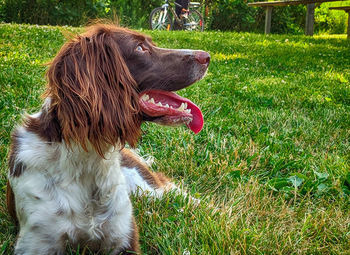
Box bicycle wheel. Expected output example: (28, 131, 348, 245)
(184, 10, 204, 32)
(149, 7, 172, 31)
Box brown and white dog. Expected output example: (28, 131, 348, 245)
(6, 24, 210, 254)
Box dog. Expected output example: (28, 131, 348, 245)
(6, 23, 210, 254)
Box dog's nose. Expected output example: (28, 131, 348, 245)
(195, 51, 210, 66)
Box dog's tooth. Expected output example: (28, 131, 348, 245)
(165, 104, 170, 108)
(184, 103, 188, 109)
(157, 102, 162, 106)
(185, 109, 191, 114)
(149, 98, 155, 104)
(141, 94, 149, 101)
(178, 103, 185, 111)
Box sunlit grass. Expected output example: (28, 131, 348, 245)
(314, 34, 348, 39)
(0, 23, 349, 254)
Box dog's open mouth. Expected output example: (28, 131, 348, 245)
(139, 90, 203, 134)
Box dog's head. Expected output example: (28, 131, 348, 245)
(45, 24, 209, 156)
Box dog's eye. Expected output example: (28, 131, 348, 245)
(136, 45, 144, 52)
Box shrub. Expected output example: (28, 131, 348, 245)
(314, 3, 348, 34)
(107, 0, 163, 28)
(0, 0, 162, 28)
(270, 5, 306, 34)
(0, 0, 348, 34)
(209, 0, 258, 31)
(1, 0, 105, 26)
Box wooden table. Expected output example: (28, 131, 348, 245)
(329, 6, 350, 39)
(248, 0, 345, 36)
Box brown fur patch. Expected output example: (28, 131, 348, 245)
(120, 217, 140, 254)
(155, 172, 170, 184)
(8, 129, 26, 177)
(120, 149, 169, 188)
(6, 181, 18, 224)
(7, 130, 21, 222)
(24, 108, 62, 143)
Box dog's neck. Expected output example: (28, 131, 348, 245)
(57, 142, 122, 189)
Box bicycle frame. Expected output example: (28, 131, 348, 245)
(158, 3, 170, 26)
(153, 0, 203, 31)
(160, 1, 182, 25)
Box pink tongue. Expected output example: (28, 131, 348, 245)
(139, 90, 204, 134)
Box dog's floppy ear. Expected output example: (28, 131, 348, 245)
(45, 25, 141, 157)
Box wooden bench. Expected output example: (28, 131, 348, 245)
(248, 0, 345, 36)
(329, 6, 350, 39)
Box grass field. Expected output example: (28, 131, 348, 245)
(0, 23, 349, 254)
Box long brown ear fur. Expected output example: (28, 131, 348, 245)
(45, 24, 141, 157)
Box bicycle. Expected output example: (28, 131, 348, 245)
(149, 0, 204, 32)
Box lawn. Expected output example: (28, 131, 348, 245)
(0, 23, 349, 254)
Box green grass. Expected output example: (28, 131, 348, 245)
(0, 23, 349, 254)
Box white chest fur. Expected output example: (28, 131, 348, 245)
(10, 127, 133, 254)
